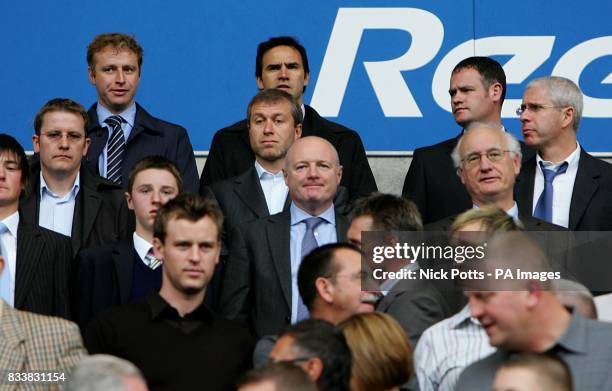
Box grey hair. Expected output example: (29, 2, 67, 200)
(63, 354, 146, 391)
(552, 278, 597, 320)
(526, 76, 583, 131)
(451, 123, 522, 169)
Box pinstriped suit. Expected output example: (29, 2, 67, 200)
(15, 220, 73, 319)
(0, 300, 86, 382)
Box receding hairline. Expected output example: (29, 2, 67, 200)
(285, 137, 340, 167)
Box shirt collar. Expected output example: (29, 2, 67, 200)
(290, 202, 336, 226)
(536, 142, 581, 169)
(301, 104, 306, 122)
(40, 171, 80, 200)
(133, 232, 153, 261)
(449, 304, 481, 329)
(254, 160, 284, 179)
(473, 202, 519, 222)
(1, 211, 19, 237)
(553, 312, 588, 354)
(147, 290, 212, 322)
(97, 102, 136, 129)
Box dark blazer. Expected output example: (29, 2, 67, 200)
(425, 211, 565, 231)
(515, 149, 612, 230)
(86, 103, 199, 192)
(21, 163, 130, 256)
(15, 220, 72, 319)
(200, 105, 377, 201)
(403, 134, 535, 224)
(220, 208, 349, 338)
(73, 240, 136, 331)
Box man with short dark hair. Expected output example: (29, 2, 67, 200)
(85, 33, 199, 192)
(0, 134, 72, 318)
(74, 156, 182, 330)
(238, 362, 317, 391)
(221, 136, 349, 338)
(403, 56, 534, 223)
(516, 76, 612, 229)
(269, 319, 351, 391)
(85, 193, 253, 390)
(21, 98, 129, 256)
(201, 36, 376, 202)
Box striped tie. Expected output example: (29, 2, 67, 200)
(104, 115, 126, 184)
(145, 248, 162, 270)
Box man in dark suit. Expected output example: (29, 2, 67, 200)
(427, 124, 560, 231)
(221, 136, 348, 338)
(21, 98, 128, 257)
(201, 36, 376, 202)
(516, 76, 612, 230)
(0, 134, 72, 318)
(75, 156, 182, 330)
(84, 33, 199, 192)
(402, 56, 534, 224)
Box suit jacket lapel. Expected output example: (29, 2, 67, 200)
(234, 167, 270, 218)
(515, 157, 537, 216)
(0, 302, 26, 370)
(569, 150, 599, 230)
(86, 104, 107, 173)
(15, 222, 44, 309)
(266, 212, 292, 311)
(74, 168, 103, 254)
(113, 240, 136, 305)
(335, 212, 349, 242)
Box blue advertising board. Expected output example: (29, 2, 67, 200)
(1, 1, 611, 151)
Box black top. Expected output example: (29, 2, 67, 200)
(85, 291, 254, 391)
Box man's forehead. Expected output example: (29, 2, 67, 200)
(523, 85, 549, 102)
(251, 101, 292, 115)
(264, 46, 303, 62)
(133, 169, 178, 186)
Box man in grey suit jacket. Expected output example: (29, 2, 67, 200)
(221, 136, 348, 338)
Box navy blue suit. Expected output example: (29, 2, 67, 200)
(86, 103, 199, 192)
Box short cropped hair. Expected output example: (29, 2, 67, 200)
(0, 134, 29, 192)
(246, 89, 303, 127)
(340, 312, 413, 390)
(127, 155, 183, 194)
(450, 207, 523, 236)
(66, 354, 145, 391)
(350, 192, 423, 231)
(33, 98, 89, 136)
(279, 319, 352, 391)
(527, 76, 583, 131)
(153, 193, 223, 243)
(497, 353, 573, 391)
(451, 124, 522, 169)
(453, 56, 507, 104)
(256, 36, 309, 88)
(237, 362, 317, 391)
(553, 279, 597, 320)
(298, 243, 361, 311)
(87, 33, 143, 70)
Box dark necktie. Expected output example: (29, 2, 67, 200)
(297, 217, 325, 321)
(533, 161, 568, 223)
(104, 115, 126, 184)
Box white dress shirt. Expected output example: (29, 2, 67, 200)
(133, 232, 154, 266)
(38, 172, 80, 237)
(0, 211, 20, 307)
(532, 144, 581, 228)
(254, 161, 288, 215)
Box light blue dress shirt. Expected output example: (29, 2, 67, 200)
(96, 103, 136, 177)
(289, 203, 336, 323)
(39, 172, 80, 237)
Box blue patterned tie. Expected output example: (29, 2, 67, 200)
(533, 161, 568, 223)
(145, 248, 162, 270)
(297, 217, 325, 321)
(104, 115, 126, 184)
(0, 223, 11, 306)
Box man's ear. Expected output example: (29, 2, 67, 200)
(153, 237, 164, 260)
(304, 357, 323, 382)
(315, 277, 334, 304)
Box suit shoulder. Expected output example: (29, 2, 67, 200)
(214, 119, 249, 135)
(17, 308, 81, 338)
(413, 137, 457, 156)
(136, 104, 188, 134)
(307, 106, 359, 136)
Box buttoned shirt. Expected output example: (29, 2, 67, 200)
(456, 312, 612, 390)
(96, 103, 136, 177)
(39, 172, 80, 237)
(289, 203, 336, 323)
(254, 160, 288, 215)
(532, 143, 580, 228)
(133, 232, 154, 267)
(0, 211, 19, 307)
(414, 304, 494, 391)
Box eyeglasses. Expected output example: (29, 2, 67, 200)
(327, 271, 367, 282)
(461, 149, 512, 168)
(516, 103, 567, 115)
(41, 131, 85, 143)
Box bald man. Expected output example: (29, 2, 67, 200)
(221, 136, 349, 338)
